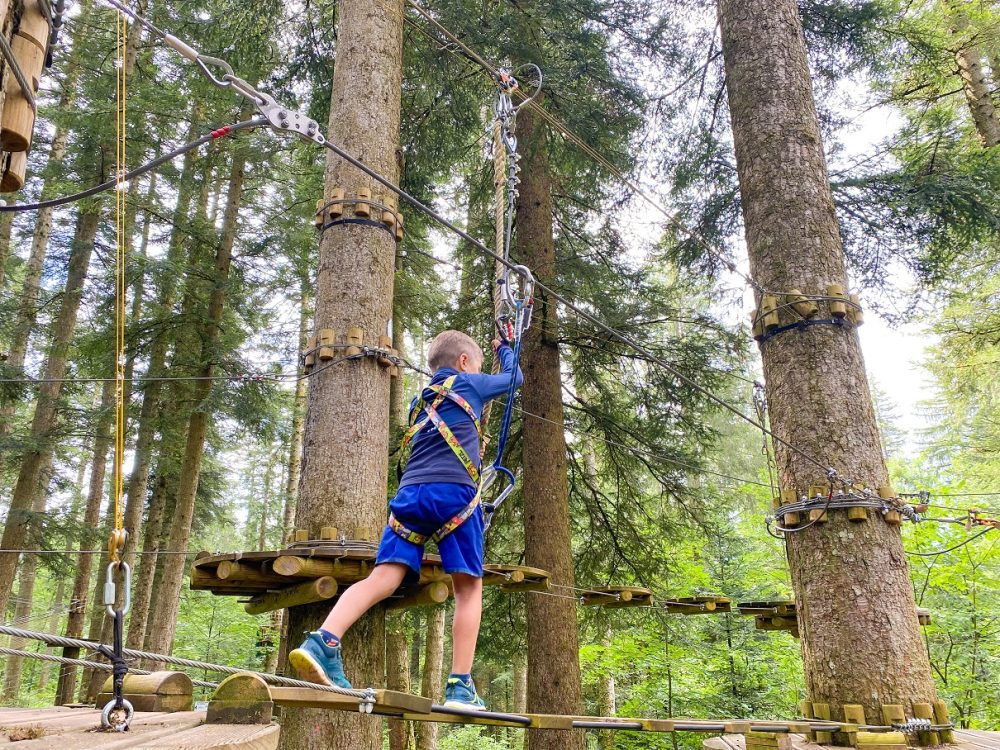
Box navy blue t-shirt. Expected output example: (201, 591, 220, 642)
(400, 344, 524, 489)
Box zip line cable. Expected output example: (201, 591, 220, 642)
(905, 526, 996, 557)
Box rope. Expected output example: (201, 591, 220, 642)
(111, 3, 128, 567)
(0, 625, 373, 700)
(0, 647, 218, 689)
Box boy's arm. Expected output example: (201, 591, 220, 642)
(467, 342, 524, 403)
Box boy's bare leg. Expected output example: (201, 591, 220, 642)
(321, 563, 408, 637)
(450, 573, 483, 674)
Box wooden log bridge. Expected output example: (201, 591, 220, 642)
(205, 672, 889, 736)
(190, 541, 551, 613)
(579, 588, 732, 613)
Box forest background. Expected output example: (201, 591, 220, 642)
(0, 0, 997, 748)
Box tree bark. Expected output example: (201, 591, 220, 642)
(147, 133, 248, 660)
(278, 1, 403, 748)
(55, 377, 115, 704)
(387, 624, 411, 750)
(516, 101, 586, 750)
(717, 0, 937, 720)
(415, 606, 445, 750)
(947, 0, 1000, 147)
(126, 468, 167, 652)
(119, 111, 203, 587)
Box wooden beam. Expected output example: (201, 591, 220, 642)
(386, 581, 451, 610)
(272, 556, 341, 578)
(243, 577, 339, 614)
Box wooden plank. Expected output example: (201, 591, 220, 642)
(0, 711, 206, 749)
(269, 686, 432, 715)
(953, 730, 1000, 750)
(128, 723, 278, 750)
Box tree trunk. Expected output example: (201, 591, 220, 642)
(516, 101, 586, 750)
(387, 624, 411, 750)
(35, 579, 66, 692)
(415, 606, 445, 750)
(0, 212, 12, 293)
(2, 459, 51, 703)
(281, 276, 310, 544)
(278, 1, 403, 748)
(0, 207, 101, 618)
(55, 377, 115, 704)
(147, 133, 248, 659)
(119, 111, 203, 583)
(126, 469, 167, 652)
(717, 0, 937, 721)
(947, 0, 1000, 147)
(257, 449, 276, 549)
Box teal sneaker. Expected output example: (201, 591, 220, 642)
(288, 632, 352, 689)
(442, 676, 486, 710)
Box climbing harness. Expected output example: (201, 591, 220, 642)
(390, 375, 484, 545)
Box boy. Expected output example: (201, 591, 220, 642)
(289, 330, 524, 709)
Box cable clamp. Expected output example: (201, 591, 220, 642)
(893, 718, 932, 732)
(358, 687, 376, 714)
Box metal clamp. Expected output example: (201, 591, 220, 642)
(358, 687, 377, 714)
(104, 561, 132, 618)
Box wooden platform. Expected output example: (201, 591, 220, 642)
(0, 706, 278, 749)
(191, 542, 551, 613)
(705, 728, 1000, 750)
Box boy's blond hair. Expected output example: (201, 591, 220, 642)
(428, 330, 482, 371)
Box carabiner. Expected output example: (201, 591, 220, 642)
(104, 561, 132, 618)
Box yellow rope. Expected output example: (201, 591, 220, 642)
(110, 7, 127, 564)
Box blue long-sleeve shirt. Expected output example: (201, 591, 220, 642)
(399, 344, 524, 489)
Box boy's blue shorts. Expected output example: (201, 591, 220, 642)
(376, 482, 484, 585)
